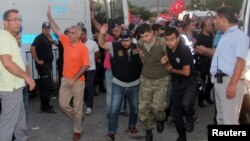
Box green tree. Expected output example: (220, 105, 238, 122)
(128, 1, 156, 20)
(205, 0, 243, 13)
(187, 0, 243, 13)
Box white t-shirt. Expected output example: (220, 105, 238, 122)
(85, 39, 99, 70)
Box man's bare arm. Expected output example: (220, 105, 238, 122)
(196, 45, 215, 58)
(168, 65, 191, 77)
(47, 5, 63, 36)
(91, 11, 102, 31)
(25, 65, 30, 76)
(73, 66, 89, 81)
(98, 24, 111, 50)
(0, 55, 35, 90)
(95, 51, 100, 63)
(30, 46, 42, 63)
(229, 57, 246, 86)
(226, 57, 246, 99)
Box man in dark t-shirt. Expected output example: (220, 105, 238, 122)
(195, 18, 214, 107)
(161, 27, 197, 141)
(30, 22, 56, 113)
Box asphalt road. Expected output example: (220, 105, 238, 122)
(27, 91, 214, 141)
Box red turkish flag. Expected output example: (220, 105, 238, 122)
(172, 0, 185, 17)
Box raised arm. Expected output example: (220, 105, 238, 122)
(0, 55, 35, 91)
(98, 24, 112, 50)
(195, 45, 215, 58)
(91, 3, 102, 31)
(47, 5, 63, 37)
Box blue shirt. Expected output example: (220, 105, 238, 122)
(212, 31, 223, 48)
(210, 25, 249, 79)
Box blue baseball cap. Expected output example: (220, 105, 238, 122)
(119, 29, 131, 41)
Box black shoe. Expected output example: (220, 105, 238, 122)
(205, 98, 214, 104)
(157, 121, 165, 133)
(176, 128, 187, 141)
(164, 108, 171, 122)
(198, 100, 206, 108)
(176, 137, 187, 141)
(186, 122, 194, 133)
(47, 103, 54, 109)
(94, 91, 99, 96)
(41, 108, 56, 114)
(193, 115, 200, 123)
(145, 129, 153, 141)
(100, 88, 106, 93)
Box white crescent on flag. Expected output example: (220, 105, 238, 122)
(175, 3, 181, 9)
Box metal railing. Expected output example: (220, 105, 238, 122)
(26, 48, 60, 90)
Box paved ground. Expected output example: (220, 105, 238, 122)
(27, 91, 215, 141)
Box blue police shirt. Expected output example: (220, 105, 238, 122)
(210, 25, 249, 82)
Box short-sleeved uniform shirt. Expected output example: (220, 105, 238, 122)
(210, 25, 249, 78)
(167, 40, 195, 81)
(31, 34, 54, 63)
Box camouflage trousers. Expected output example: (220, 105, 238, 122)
(138, 75, 169, 130)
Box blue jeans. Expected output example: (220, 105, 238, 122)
(23, 86, 29, 120)
(108, 83, 139, 134)
(105, 69, 113, 114)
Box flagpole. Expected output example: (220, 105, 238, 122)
(157, 0, 161, 17)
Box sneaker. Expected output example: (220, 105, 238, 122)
(85, 108, 92, 115)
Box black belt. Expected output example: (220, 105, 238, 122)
(215, 73, 228, 77)
(171, 76, 194, 83)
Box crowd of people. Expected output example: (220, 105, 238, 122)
(0, 4, 249, 141)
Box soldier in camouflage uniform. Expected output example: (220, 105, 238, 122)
(137, 23, 170, 141)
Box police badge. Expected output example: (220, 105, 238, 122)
(176, 57, 180, 63)
(118, 50, 124, 57)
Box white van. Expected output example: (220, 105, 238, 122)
(0, 0, 128, 82)
(178, 10, 215, 21)
(0, 0, 92, 80)
(0, 0, 92, 50)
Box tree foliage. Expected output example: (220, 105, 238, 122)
(188, 0, 243, 13)
(128, 1, 156, 20)
(205, 0, 243, 13)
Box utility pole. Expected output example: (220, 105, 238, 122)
(157, 0, 161, 16)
